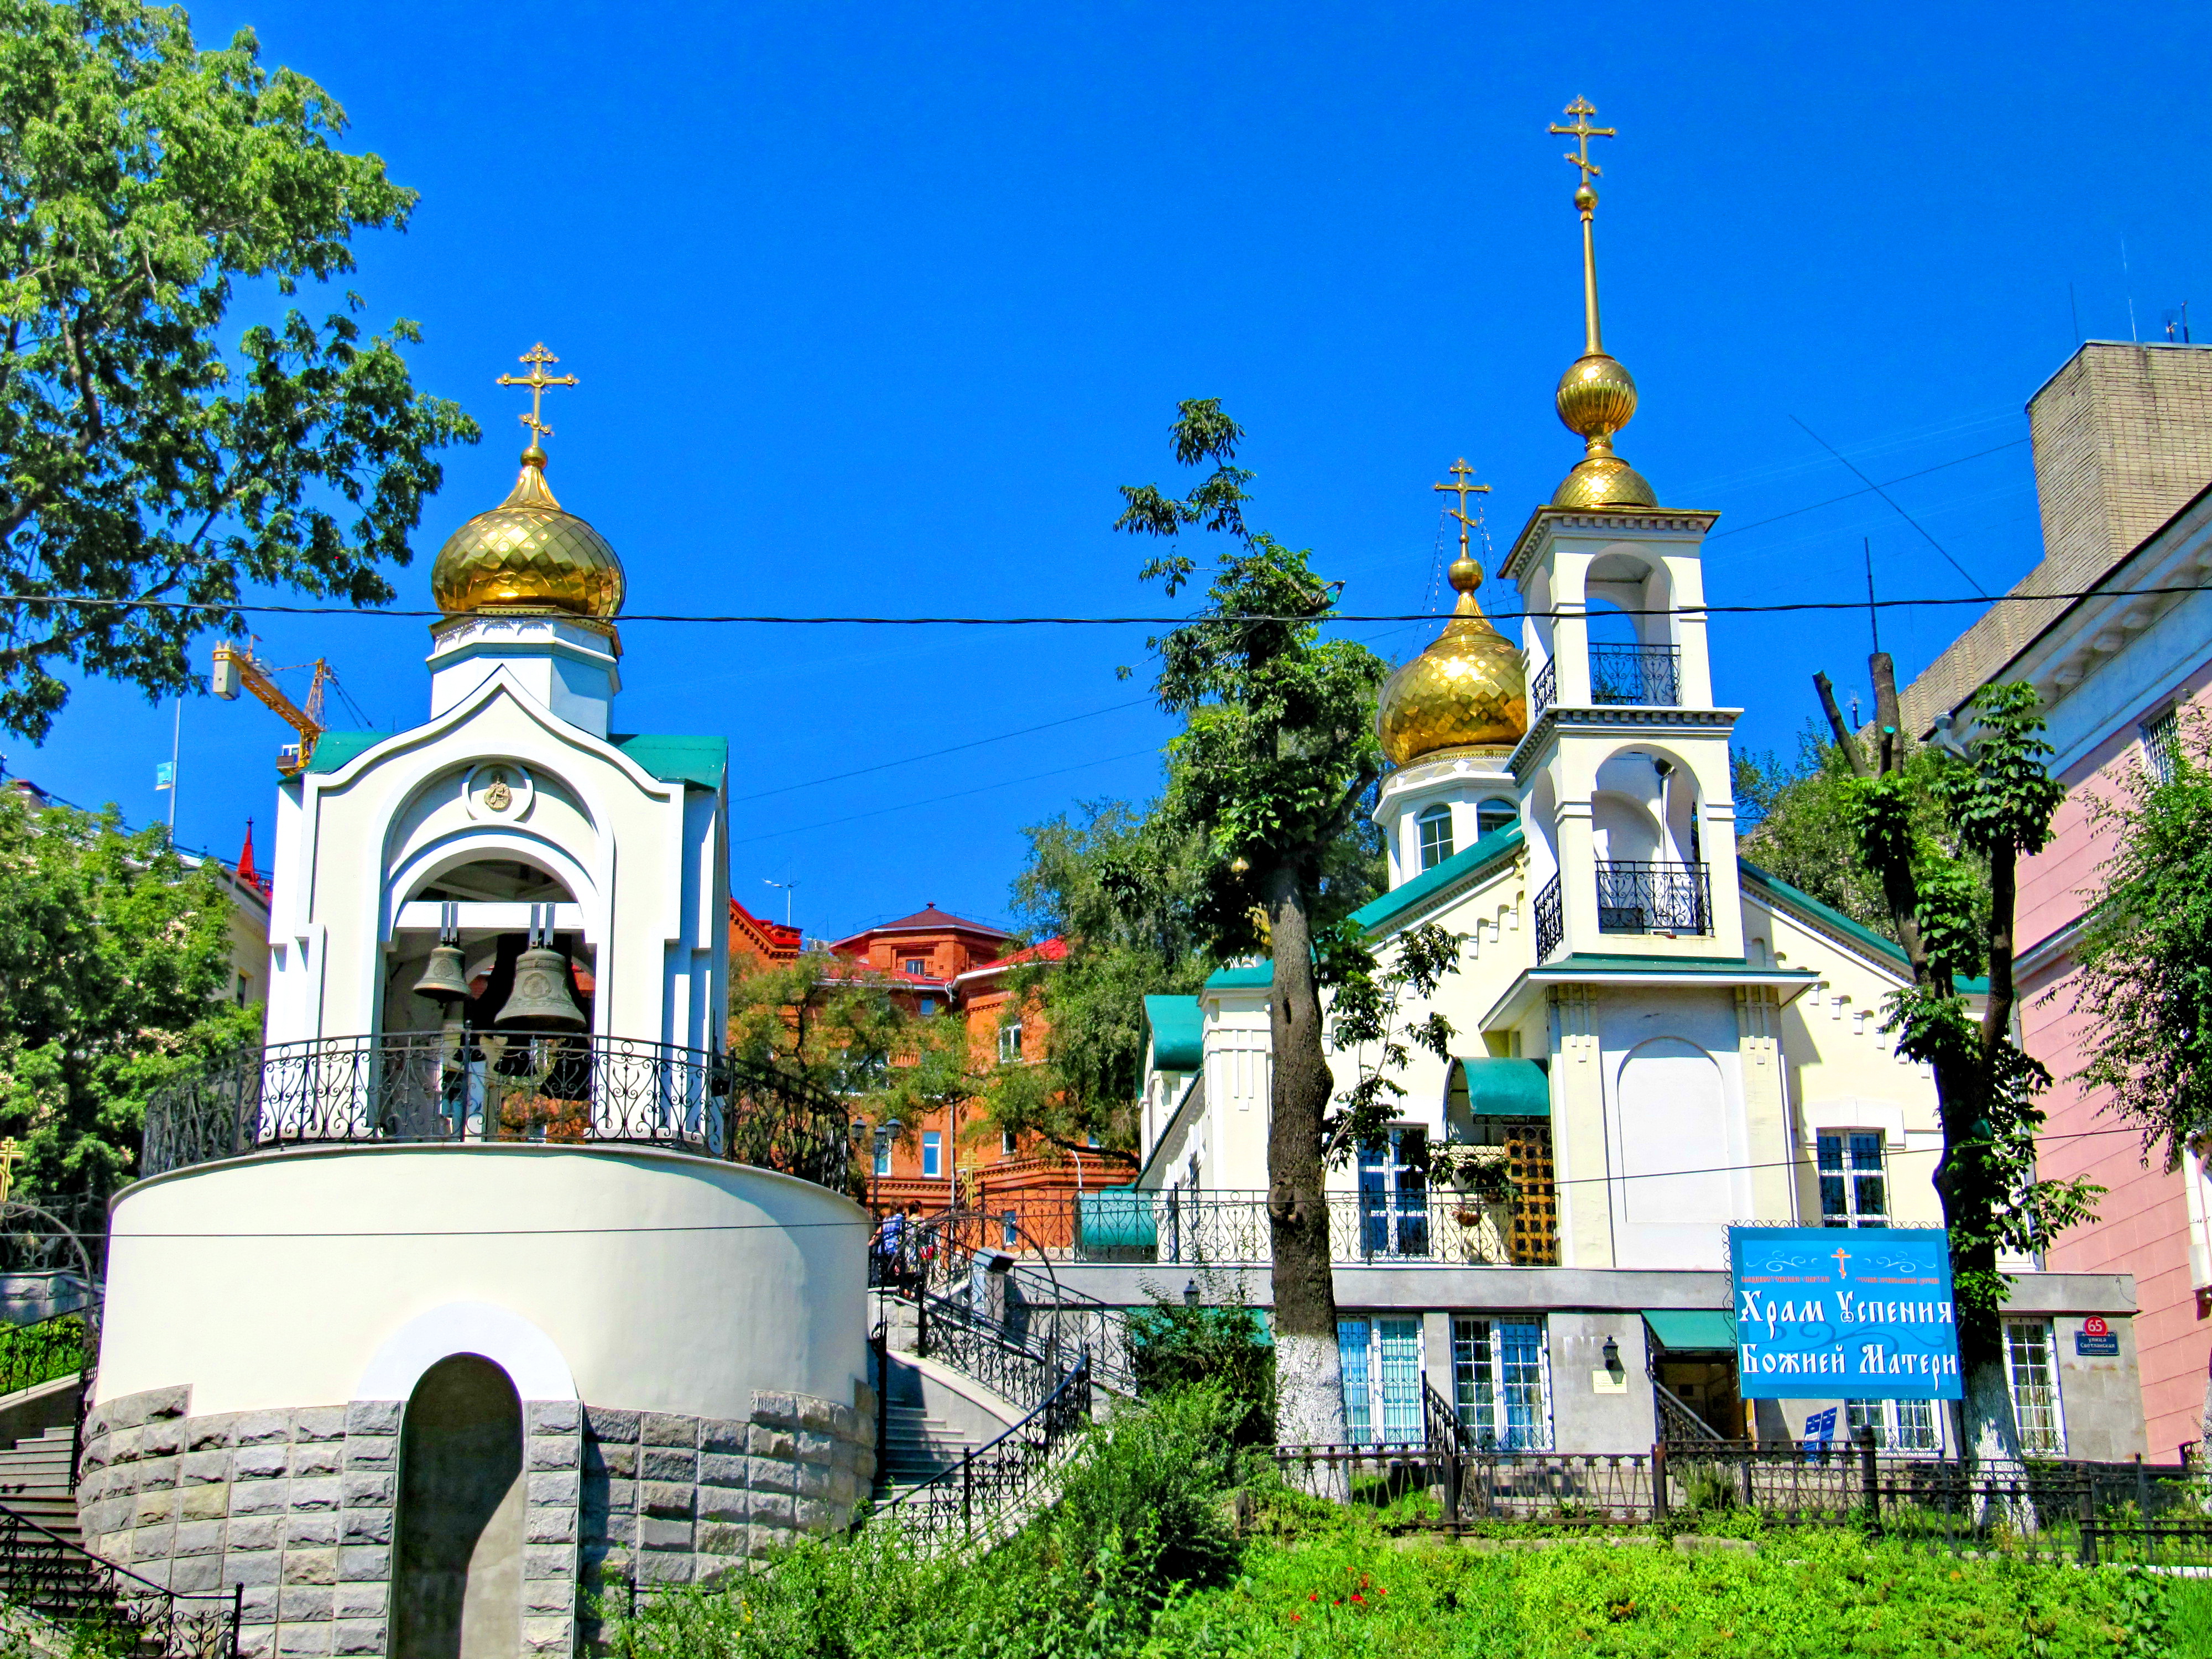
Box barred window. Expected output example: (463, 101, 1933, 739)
(2005, 1320, 2066, 1455)
(1818, 1131, 1889, 1227)
(2143, 706, 2180, 785)
(1337, 1316, 1423, 1446)
(1452, 1315, 1553, 1449)
(1844, 1397, 1938, 1451)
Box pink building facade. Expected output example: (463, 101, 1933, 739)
(1901, 341, 2212, 1461)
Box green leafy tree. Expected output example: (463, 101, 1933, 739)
(0, 790, 258, 1197)
(1828, 665, 2101, 1481)
(1117, 398, 1439, 1447)
(0, 0, 478, 739)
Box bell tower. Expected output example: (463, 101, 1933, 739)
(1500, 100, 1744, 965)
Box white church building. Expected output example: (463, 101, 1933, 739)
(1115, 131, 2148, 1466)
(76, 352, 875, 1659)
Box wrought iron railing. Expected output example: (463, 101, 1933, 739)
(1533, 875, 1563, 962)
(140, 1034, 852, 1191)
(1589, 643, 1681, 706)
(875, 1357, 1092, 1547)
(1012, 1188, 1548, 1267)
(1529, 659, 1556, 722)
(1595, 860, 1712, 936)
(1654, 1379, 1726, 1445)
(0, 1309, 87, 1402)
(0, 1501, 241, 1656)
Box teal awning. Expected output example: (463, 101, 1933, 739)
(1453, 1057, 1551, 1118)
(1144, 995, 1203, 1071)
(1644, 1310, 1738, 1352)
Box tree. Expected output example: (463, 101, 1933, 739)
(0, 0, 478, 739)
(1117, 398, 1419, 1447)
(1821, 662, 2101, 1480)
(0, 790, 258, 1197)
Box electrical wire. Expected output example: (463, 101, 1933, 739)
(2, 583, 2208, 625)
(1789, 415, 1991, 597)
(729, 745, 1165, 844)
(1705, 438, 2030, 541)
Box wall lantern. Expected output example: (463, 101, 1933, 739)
(1183, 1280, 1201, 1308)
(1601, 1334, 1621, 1369)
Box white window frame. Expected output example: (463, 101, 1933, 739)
(1451, 1314, 1554, 1450)
(1843, 1397, 1939, 1453)
(998, 1021, 1024, 1063)
(873, 1139, 892, 1178)
(2004, 1318, 2067, 1456)
(1356, 1126, 1431, 1259)
(904, 957, 928, 975)
(1001, 1126, 1019, 1157)
(921, 1131, 943, 1180)
(1818, 1130, 1890, 1227)
(1337, 1315, 1425, 1447)
(1416, 804, 1454, 870)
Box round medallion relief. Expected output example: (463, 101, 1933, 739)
(463, 762, 535, 821)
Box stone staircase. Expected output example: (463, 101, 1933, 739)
(0, 1425, 81, 1548)
(876, 1404, 975, 1490)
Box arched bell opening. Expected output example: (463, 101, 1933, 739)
(383, 858, 598, 1041)
(391, 1353, 525, 1659)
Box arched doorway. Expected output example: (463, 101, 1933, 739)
(392, 1354, 525, 1659)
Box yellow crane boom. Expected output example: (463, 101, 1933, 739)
(211, 641, 332, 775)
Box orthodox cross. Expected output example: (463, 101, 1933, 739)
(497, 343, 580, 446)
(1432, 459, 1491, 560)
(1829, 1244, 1853, 1280)
(1550, 96, 1616, 191)
(0, 1138, 18, 1207)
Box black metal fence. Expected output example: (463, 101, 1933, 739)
(1530, 660, 1557, 722)
(1533, 876, 1563, 962)
(0, 1501, 240, 1656)
(0, 1309, 87, 1401)
(874, 1358, 1093, 1547)
(1270, 1440, 2212, 1567)
(1589, 644, 1681, 707)
(1595, 860, 1712, 936)
(140, 1034, 852, 1192)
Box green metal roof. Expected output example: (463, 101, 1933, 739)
(611, 734, 728, 789)
(301, 731, 385, 775)
(1352, 824, 1524, 933)
(1204, 961, 1275, 991)
(1455, 1057, 1550, 1117)
(1144, 995, 1204, 1070)
(1644, 1309, 1738, 1351)
(1738, 859, 1986, 994)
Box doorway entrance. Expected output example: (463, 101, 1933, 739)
(392, 1355, 525, 1659)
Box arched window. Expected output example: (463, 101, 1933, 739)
(1475, 798, 1518, 838)
(1417, 804, 1454, 870)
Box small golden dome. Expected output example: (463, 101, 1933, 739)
(430, 448, 625, 619)
(1376, 555, 1528, 765)
(1551, 353, 1657, 508)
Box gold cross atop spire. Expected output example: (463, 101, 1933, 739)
(1550, 96, 1615, 197)
(1432, 459, 1491, 562)
(497, 343, 579, 451)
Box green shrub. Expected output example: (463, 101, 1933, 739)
(1124, 1276, 1274, 1448)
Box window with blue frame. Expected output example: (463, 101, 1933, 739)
(1452, 1315, 1552, 1449)
(1338, 1316, 1423, 1445)
(1358, 1127, 1430, 1258)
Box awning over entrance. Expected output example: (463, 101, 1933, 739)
(1453, 1057, 1550, 1118)
(1643, 1309, 1738, 1352)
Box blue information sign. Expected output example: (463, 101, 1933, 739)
(1729, 1227, 1962, 1401)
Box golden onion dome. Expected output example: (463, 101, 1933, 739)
(430, 446, 625, 619)
(1376, 554, 1528, 765)
(1551, 352, 1656, 508)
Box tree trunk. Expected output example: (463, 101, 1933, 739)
(1260, 862, 1347, 1452)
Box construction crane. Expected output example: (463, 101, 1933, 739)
(211, 640, 333, 776)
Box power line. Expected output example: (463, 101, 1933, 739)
(3, 583, 2208, 627)
(1789, 415, 1992, 597)
(1705, 438, 2030, 541)
(729, 745, 1164, 845)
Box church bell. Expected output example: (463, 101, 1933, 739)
(495, 942, 586, 1030)
(412, 943, 471, 1005)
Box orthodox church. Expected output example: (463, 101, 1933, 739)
(1125, 105, 2146, 1462)
(79, 350, 875, 1659)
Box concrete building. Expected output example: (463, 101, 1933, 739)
(1896, 339, 2212, 1463)
(81, 372, 875, 1659)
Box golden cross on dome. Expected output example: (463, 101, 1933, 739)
(1432, 459, 1491, 559)
(1550, 96, 1615, 193)
(497, 343, 579, 447)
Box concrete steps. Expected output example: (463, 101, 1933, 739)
(0, 1425, 80, 1548)
(877, 1405, 975, 1487)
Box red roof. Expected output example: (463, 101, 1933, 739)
(831, 902, 1010, 954)
(952, 937, 1067, 986)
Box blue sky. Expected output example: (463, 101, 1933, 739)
(23, 2, 2212, 941)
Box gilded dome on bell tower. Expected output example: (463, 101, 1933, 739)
(430, 344, 627, 622)
(1377, 460, 1528, 765)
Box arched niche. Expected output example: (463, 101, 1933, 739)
(382, 843, 596, 1039)
(392, 1354, 525, 1659)
(1590, 744, 1707, 867)
(1615, 1036, 1730, 1230)
(1585, 549, 1674, 649)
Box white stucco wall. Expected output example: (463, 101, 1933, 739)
(96, 1144, 868, 1418)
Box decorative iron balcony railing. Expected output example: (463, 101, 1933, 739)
(139, 1032, 852, 1192)
(1589, 643, 1681, 706)
(1529, 659, 1557, 722)
(1533, 875, 1564, 963)
(1595, 860, 1712, 936)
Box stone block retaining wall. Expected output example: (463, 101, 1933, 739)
(78, 1381, 875, 1658)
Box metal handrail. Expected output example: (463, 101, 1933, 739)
(1014, 1187, 1547, 1267)
(1530, 660, 1557, 721)
(1423, 1377, 1476, 1457)
(1589, 643, 1681, 706)
(1533, 875, 1563, 962)
(139, 1033, 852, 1191)
(1594, 859, 1712, 937)
(877, 1355, 1093, 1547)
(0, 1500, 240, 1657)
